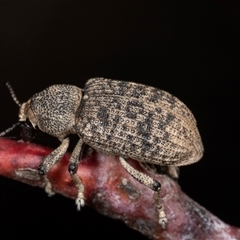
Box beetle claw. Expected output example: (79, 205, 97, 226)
(76, 194, 85, 211)
(159, 210, 168, 229)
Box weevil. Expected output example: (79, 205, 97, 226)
(0, 78, 203, 229)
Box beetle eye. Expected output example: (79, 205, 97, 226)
(20, 119, 36, 142)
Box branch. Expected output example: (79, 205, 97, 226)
(0, 138, 239, 239)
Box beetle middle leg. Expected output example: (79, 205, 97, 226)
(119, 156, 167, 229)
(68, 137, 85, 210)
(38, 137, 70, 196)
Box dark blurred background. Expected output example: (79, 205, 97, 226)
(0, 1, 240, 239)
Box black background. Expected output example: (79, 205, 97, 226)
(0, 1, 240, 239)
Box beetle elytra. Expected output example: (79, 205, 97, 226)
(0, 78, 204, 229)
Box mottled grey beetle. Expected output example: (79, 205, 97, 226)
(1, 78, 203, 229)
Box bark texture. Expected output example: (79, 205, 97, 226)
(0, 138, 239, 239)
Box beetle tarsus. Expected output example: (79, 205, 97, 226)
(158, 208, 168, 229)
(76, 193, 85, 211)
(159, 217, 167, 230)
(42, 175, 55, 196)
(153, 191, 168, 229)
(71, 173, 85, 210)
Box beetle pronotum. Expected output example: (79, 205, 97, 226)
(0, 78, 203, 229)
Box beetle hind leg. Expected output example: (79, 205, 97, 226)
(119, 157, 167, 229)
(152, 191, 167, 229)
(140, 162, 180, 180)
(68, 138, 85, 210)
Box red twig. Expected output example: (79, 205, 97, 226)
(0, 138, 239, 239)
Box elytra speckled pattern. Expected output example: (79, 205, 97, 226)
(76, 78, 203, 166)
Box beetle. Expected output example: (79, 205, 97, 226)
(0, 78, 203, 229)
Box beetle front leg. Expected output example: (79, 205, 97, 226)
(38, 137, 70, 196)
(119, 156, 167, 229)
(67, 137, 85, 210)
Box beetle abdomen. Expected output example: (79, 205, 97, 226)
(77, 78, 203, 166)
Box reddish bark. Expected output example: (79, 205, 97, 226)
(0, 138, 239, 239)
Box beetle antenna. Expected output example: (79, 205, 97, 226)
(0, 122, 21, 137)
(4, 81, 21, 107)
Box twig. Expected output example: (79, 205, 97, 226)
(0, 138, 239, 239)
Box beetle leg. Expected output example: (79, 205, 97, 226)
(140, 162, 179, 180)
(152, 191, 168, 229)
(38, 137, 70, 196)
(119, 157, 161, 191)
(167, 166, 179, 180)
(119, 156, 167, 229)
(68, 137, 85, 210)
